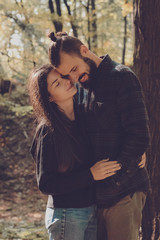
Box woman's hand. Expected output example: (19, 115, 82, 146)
(90, 159, 121, 181)
(138, 153, 146, 168)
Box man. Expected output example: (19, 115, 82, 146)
(48, 32, 150, 240)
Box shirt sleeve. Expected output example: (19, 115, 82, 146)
(116, 69, 150, 178)
(31, 125, 94, 195)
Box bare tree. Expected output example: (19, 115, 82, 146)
(122, 15, 127, 64)
(48, 0, 63, 32)
(4, 13, 47, 53)
(80, 0, 97, 52)
(63, 0, 78, 37)
(80, 0, 91, 49)
(91, 0, 97, 53)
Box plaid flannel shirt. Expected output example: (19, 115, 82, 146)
(78, 55, 151, 208)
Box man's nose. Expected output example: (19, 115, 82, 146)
(70, 72, 79, 83)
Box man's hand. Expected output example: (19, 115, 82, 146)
(90, 159, 121, 181)
(139, 153, 146, 168)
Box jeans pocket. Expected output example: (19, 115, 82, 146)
(46, 208, 63, 240)
(48, 218, 62, 240)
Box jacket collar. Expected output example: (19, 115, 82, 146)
(94, 54, 112, 87)
(98, 54, 112, 73)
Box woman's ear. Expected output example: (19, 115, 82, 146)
(80, 45, 89, 57)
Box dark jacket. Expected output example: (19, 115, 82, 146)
(80, 55, 150, 208)
(30, 115, 95, 208)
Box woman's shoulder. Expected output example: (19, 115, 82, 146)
(33, 123, 51, 140)
(30, 123, 53, 158)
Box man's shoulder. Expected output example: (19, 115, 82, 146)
(110, 61, 134, 76)
(108, 61, 139, 88)
(101, 54, 134, 75)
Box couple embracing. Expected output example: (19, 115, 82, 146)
(29, 32, 150, 240)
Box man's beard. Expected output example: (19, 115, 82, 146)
(79, 57, 98, 90)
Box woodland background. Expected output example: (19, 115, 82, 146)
(0, 0, 160, 239)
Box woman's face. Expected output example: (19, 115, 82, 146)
(47, 69, 77, 104)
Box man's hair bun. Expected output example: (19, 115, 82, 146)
(48, 32, 57, 42)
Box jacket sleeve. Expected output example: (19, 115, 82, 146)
(116, 69, 150, 179)
(31, 125, 94, 195)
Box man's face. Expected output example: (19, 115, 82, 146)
(56, 52, 97, 89)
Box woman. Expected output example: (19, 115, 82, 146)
(28, 64, 122, 240)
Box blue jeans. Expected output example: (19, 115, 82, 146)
(45, 205, 97, 240)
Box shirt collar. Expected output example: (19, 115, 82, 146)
(97, 54, 112, 75)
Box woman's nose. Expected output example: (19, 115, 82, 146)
(65, 79, 71, 86)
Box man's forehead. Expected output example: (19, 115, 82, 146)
(56, 63, 72, 75)
(58, 52, 80, 71)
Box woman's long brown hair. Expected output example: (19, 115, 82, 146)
(28, 64, 81, 172)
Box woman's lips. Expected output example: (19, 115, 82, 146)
(67, 84, 74, 91)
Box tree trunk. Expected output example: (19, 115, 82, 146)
(63, 0, 78, 37)
(81, 0, 91, 50)
(122, 16, 127, 64)
(91, 0, 97, 53)
(48, 0, 62, 32)
(87, 0, 91, 50)
(133, 1, 160, 239)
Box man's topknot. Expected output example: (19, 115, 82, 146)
(48, 32, 68, 42)
(48, 32, 57, 42)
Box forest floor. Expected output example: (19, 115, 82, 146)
(0, 89, 49, 239)
(0, 150, 48, 240)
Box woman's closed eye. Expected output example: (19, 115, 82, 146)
(56, 82, 60, 87)
(72, 67, 77, 72)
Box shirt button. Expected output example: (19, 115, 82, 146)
(116, 181, 120, 187)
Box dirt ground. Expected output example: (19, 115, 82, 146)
(0, 154, 49, 240)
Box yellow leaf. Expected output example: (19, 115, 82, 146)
(122, 2, 133, 17)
